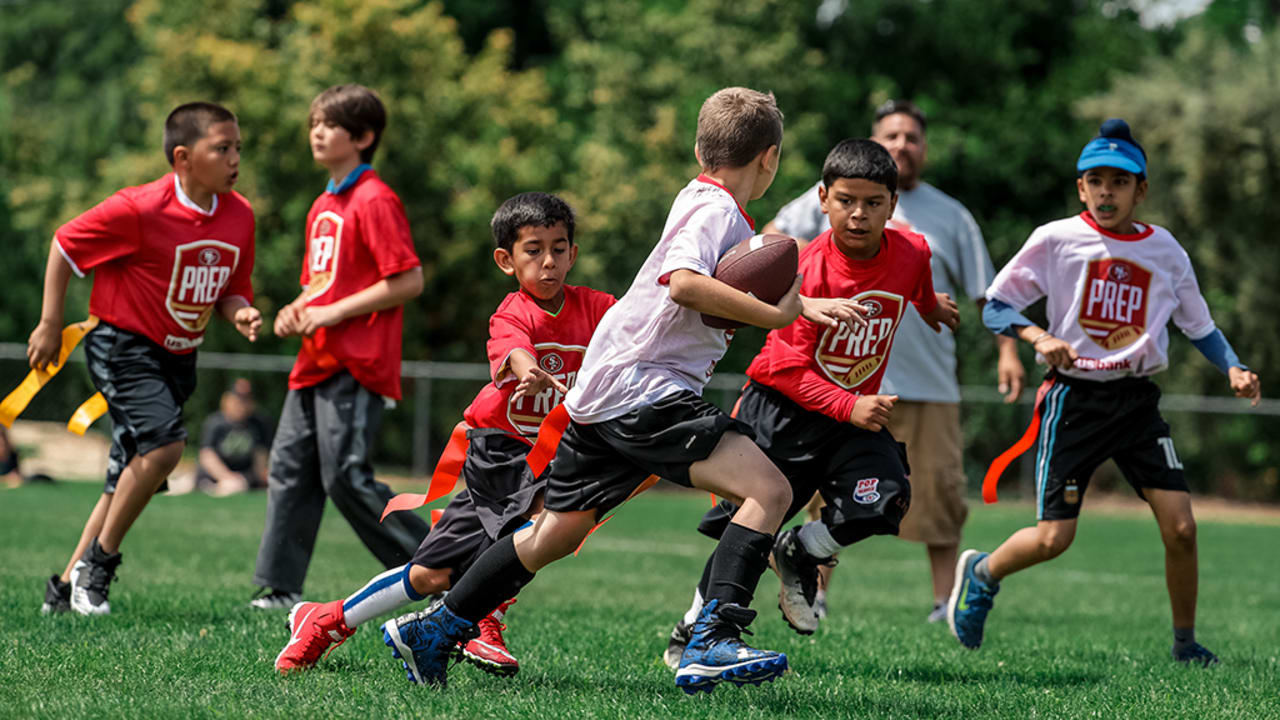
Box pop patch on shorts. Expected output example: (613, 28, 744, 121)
(853, 478, 881, 504)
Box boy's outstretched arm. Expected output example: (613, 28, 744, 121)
(921, 292, 960, 332)
(667, 269, 802, 330)
(1190, 329, 1261, 407)
(217, 296, 262, 341)
(296, 267, 424, 336)
(982, 298, 1078, 370)
(509, 348, 568, 401)
(27, 241, 75, 371)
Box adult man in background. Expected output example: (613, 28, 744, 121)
(765, 99, 1025, 621)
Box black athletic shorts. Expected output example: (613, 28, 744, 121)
(1033, 373, 1187, 521)
(698, 381, 911, 542)
(83, 322, 196, 493)
(411, 431, 542, 577)
(542, 390, 754, 519)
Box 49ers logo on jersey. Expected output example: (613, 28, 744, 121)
(166, 240, 241, 332)
(508, 343, 587, 436)
(1078, 258, 1151, 350)
(815, 291, 905, 391)
(306, 211, 343, 299)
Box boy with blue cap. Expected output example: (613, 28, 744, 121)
(947, 119, 1261, 666)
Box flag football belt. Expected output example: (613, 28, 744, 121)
(981, 377, 1055, 504)
(0, 316, 108, 435)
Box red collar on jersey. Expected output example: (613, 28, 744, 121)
(695, 174, 755, 230)
(1080, 210, 1154, 241)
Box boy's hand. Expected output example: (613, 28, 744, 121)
(297, 304, 344, 336)
(922, 292, 960, 332)
(513, 366, 569, 402)
(273, 304, 298, 337)
(1033, 334, 1078, 369)
(850, 394, 897, 432)
(765, 275, 805, 329)
(26, 320, 62, 371)
(801, 296, 870, 330)
(233, 306, 262, 342)
(1228, 366, 1261, 407)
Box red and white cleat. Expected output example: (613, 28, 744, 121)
(461, 598, 520, 677)
(275, 599, 355, 674)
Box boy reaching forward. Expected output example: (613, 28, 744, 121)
(31, 102, 260, 615)
(379, 87, 827, 694)
(950, 119, 1261, 665)
(664, 139, 958, 661)
(250, 84, 430, 608)
(274, 192, 615, 677)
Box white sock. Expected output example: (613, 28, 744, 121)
(681, 588, 705, 626)
(341, 564, 421, 628)
(798, 521, 842, 558)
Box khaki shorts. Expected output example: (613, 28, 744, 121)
(891, 401, 968, 545)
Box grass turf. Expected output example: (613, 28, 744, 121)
(1, 482, 1277, 719)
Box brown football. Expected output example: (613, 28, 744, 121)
(700, 233, 799, 329)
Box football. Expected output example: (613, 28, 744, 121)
(700, 233, 799, 329)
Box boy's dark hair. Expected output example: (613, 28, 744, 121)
(309, 84, 387, 163)
(163, 102, 237, 165)
(696, 87, 784, 170)
(872, 99, 927, 135)
(491, 192, 576, 252)
(822, 138, 899, 195)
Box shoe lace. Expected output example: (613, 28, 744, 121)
(477, 614, 507, 645)
(85, 560, 119, 593)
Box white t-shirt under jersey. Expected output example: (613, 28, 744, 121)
(565, 176, 754, 423)
(986, 212, 1216, 382)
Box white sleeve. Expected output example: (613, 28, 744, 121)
(770, 182, 826, 240)
(1170, 250, 1216, 340)
(986, 227, 1049, 311)
(658, 205, 733, 280)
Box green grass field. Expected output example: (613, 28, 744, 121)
(1, 482, 1277, 719)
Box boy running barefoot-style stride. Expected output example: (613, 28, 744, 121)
(249, 84, 430, 609)
(379, 87, 846, 694)
(951, 119, 1261, 666)
(664, 138, 958, 663)
(274, 192, 615, 678)
(31, 102, 260, 615)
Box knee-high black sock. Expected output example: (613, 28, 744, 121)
(696, 551, 716, 599)
(443, 534, 535, 623)
(705, 523, 774, 608)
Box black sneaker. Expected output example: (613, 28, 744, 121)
(1173, 642, 1220, 667)
(770, 526, 836, 634)
(41, 574, 71, 615)
(70, 538, 122, 616)
(249, 587, 302, 610)
(662, 619, 693, 670)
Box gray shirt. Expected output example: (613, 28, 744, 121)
(771, 180, 994, 403)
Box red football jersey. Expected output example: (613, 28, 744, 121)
(54, 173, 255, 353)
(289, 170, 421, 400)
(464, 285, 616, 442)
(745, 227, 938, 422)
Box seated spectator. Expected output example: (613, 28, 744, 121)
(187, 378, 272, 496)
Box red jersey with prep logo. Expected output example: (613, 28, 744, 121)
(289, 170, 420, 400)
(464, 285, 616, 442)
(746, 227, 938, 422)
(53, 173, 255, 353)
(986, 212, 1217, 381)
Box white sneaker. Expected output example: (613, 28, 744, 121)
(70, 539, 122, 616)
(250, 588, 302, 610)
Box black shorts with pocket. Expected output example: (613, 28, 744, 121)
(83, 322, 196, 493)
(698, 381, 911, 541)
(1033, 373, 1188, 521)
(542, 390, 755, 519)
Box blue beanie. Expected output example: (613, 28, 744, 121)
(1077, 118, 1147, 177)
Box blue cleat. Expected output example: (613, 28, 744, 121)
(947, 549, 999, 649)
(675, 599, 788, 695)
(381, 600, 477, 688)
(1172, 642, 1219, 667)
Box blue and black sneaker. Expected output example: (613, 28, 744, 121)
(1172, 642, 1219, 667)
(675, 599, 787, 695)
(381, 599, 478, 688)
(947, 549, 999, 649)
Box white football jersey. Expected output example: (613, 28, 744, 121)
(986, 212, 1216, 382)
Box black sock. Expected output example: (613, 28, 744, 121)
(1173, 626, 1195, 650)
(695, 551, 716, 599)
(705, 523, 774, 608)
(443, 535, 535, 623)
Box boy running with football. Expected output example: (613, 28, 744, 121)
(950, 119, 1261, 666)
(274, 191, 615, 678)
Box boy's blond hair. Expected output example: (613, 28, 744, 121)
(695, 87, 783, 170)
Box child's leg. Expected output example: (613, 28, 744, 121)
(61, 493, 111, 582)
(252, 388, 324, 596)
(985, 518, 1078, 581)
(97, 440, 184, 552)
(1144, 488, 1197, 629)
